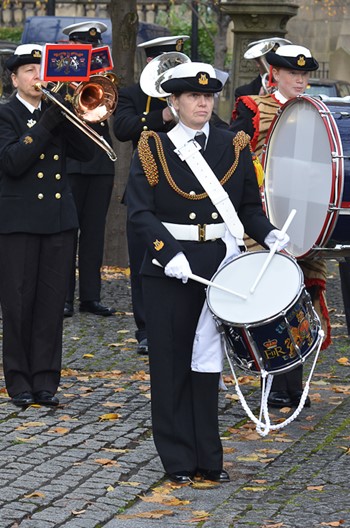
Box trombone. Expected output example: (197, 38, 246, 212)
(35, 74, 118, 161)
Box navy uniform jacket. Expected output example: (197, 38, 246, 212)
(127, 125, 275, 280)
(0, 96, 93, 234)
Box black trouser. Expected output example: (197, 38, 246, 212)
(339, 260, 350, 335)
(126, 219, 147, 342)
(0, 231, 75, 396)
(66, 173, 113, 303)
(143, 275, 222, 474)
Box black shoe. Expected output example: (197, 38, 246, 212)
(79, 301, 116, 316)
(137, 338, 148, 355)
(168, 471, 195, 484)
(64, 301, 74, 317)
(12, 392, 34, 407)
(199, 469, 230, 482)
(267, 391, 292, 408)
(34, 391, 59, 407)
(290, 391, 311, 408)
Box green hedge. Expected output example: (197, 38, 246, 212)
(0, 27, 22, 43)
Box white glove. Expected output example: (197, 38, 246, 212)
(164, 252, 192, 284)
(264, 229, 290, 251)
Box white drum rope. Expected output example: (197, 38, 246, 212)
(224, 329, 324, 437)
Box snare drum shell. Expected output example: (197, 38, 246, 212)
(207, 251, 321, 375)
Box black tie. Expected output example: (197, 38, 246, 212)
(33, 109, 41, 122)
(195, 132, 206, 152)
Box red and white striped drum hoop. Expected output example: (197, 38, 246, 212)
(262, 95, 350, 259)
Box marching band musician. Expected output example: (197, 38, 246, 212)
(0, 44, 94, 407)
(62, 21, 117, 318)
(230, 44, 331, 408)
(126, 61, 288, 483)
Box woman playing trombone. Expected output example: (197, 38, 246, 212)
(0, 44, 93, 407)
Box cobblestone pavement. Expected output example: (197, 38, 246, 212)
(0, 260, 350, 528)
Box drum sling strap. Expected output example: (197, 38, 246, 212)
(168, 124, 245, 245)
(225, 328, 324, 437)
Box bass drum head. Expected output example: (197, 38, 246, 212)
(207, 251, 302, 326)
(264, 96, 335, 258)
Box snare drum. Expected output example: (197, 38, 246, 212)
(263, 95, 350, 258)
(207, 251, 321, 375)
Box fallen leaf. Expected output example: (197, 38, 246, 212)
(99, 413, 121, 421)
(191, 481, 218, 489)
(72, 509, 86, 515)
(307, 485, 324, 491)
(118, 481, 141, 487)
(48, 427, 70, 435)
(106, 485, 115, 492)
(15, 422, 45, 430)
(94, 458, 119, 467)
(116, 509, 174, 519)
(320, 522, 345, 527)
(188, 510, 210, 522)
(336, 357, 350, 365)
(83, 353, 94, 358)
(24, 491, 45, 498)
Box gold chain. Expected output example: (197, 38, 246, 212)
(138, 130, 251, 200)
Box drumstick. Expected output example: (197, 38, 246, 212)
(250, 209, 297, 294)
(152, 258, 247, 300)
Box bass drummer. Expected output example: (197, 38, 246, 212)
(126, 61, 288, 483)
(230, 44, 331, 409)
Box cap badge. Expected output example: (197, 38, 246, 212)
(175, 38, 184, 52)
(297, 55, 306, 67)
(89, 28, 97, 37)
(153, 239, 164, 251)
(198, 73, 209, 86)
(32, 50, 42, 59)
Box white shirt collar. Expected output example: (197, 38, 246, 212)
(178, 120, 210, 147)
(16, 93, 41, 113)
(273, 90, 288, 104)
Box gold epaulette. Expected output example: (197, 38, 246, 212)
(137, 131, 160, 187)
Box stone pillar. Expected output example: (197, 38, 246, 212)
(220, 0, 299, 111)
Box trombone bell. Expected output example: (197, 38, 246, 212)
(72, 74, 118, 124)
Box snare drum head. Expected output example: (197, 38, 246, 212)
(207, 252, 302, 325)
(264, 96, 338, 258)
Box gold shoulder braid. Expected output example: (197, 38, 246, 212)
(138, 130, 250, 200)
(138, 131, 160, 187)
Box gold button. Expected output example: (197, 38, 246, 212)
(38, 193, 44, 200)
(53, 154, 59, 160)
(189, 191, 196, 196)
(143, 126, 148, 131)
(141, 117, 146, 122)
(211, 212, 219, 219)
(37, 172, 44, 179)
(55, 173, 61, 180)
(189, 212, 196, 220)
(40, 153, 45, 159)
(55, 193, 61, 199)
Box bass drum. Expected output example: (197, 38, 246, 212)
(263, 95, 350, 259)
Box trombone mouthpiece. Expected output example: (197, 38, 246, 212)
(34, 82, 42, 91)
